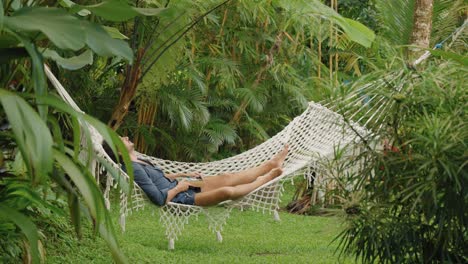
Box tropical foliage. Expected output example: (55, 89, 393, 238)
(0, 0, 376, 262)
(0, 0, 168, 262)
(330, 0, 468, 262)
(114, 0, 374, 160)
(283, 1, 467, 262)
(58, 0, 377, 161)
(337, 59, 467, 263)
(1, 0, 466, 263)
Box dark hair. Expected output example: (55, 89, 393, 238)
(102, 141, 122, 164)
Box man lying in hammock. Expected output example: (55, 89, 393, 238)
(104, 137, 288, 207)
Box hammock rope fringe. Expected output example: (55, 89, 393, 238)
(44, 21, 466, 249)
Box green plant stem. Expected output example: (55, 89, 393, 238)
(140, 10, 188, 66)
(140, 0, 171, 52)
(5, 62, 20, 87)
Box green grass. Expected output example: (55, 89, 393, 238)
(46, 182, 353, 263)
(46, 207, 354, 263)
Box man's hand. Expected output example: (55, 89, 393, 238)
(175, 180, 190, 192)
(185, 172, 203, 179)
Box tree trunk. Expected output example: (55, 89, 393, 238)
(409, 0, 434, 59)
(108, 48, 145, 130)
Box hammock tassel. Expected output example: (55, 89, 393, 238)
(216, 231, 223, 242)
(168, 239, 175, 250)
(120, 213, 126, 232)
(273, 210, 281, 221)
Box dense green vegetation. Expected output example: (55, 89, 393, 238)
(337, 61, 467, 263)
(0, 0, 466, 263)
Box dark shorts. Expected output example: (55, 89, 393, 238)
(170, 186, 201, 205)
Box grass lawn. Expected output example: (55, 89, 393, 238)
(47, 209, 354, 263)
(47, 184, 355, 263)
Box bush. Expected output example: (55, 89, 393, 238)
(337, 61, 467, 263)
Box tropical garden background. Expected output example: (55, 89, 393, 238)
(0, 0, 466, 263)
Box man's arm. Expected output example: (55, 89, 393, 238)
(165, 172, 184, 180)
(165, 181, 190, 204)
(165, 172, 203, 180)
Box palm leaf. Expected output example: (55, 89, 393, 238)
(0, 89, 53, 184)
(36, 94, 134, 195)
(0, 205, 40, 264)
(374, 0, 415, 45)
(53, 150, 128, 264)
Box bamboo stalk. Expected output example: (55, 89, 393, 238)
(135, 97, 158, 153)
(218, 8, 229, 43)
(188, 34, 196, 89)
(294, 32, 300, 54)
(329, 0, 334, 83)
(145, 102, 157, 154)
(309, 27, 314, 79)
(334, 0, 339, 86)
(318, 20, 321, 79)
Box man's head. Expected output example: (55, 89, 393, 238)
(120, 136, 134, 152)
(102, 136, 134, 163)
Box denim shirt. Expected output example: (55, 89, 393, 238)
(129, 161, 177, 206)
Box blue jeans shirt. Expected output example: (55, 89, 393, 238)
(130, 161, 177, 206)
(128, 161, 197, 206)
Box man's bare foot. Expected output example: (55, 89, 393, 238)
(266, 167, 283, 181)
(270, 144, 289, 168)
(257, 168, 284, 185)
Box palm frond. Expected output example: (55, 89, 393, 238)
(374, 0, 415, 45)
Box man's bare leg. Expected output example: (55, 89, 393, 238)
(201, 145, 289, 192)
(194, 168, 283, 206)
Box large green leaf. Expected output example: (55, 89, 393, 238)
(43, 49, 93, 70)
(17, 35, 48, 119)
(103, 26, 129, 40)
(84, 22, 133, 62)
(309, 0, 375, 48)
(61, 0, 165, 21)
(0, 89, 53, 184)
(71, 1, 165, 22)
(5, 7, 85, 50)
(0, 205, 40, 264)
(4, 7, 133, 62)
(281, 0, 375, 48)
(338, 17, 376, 48)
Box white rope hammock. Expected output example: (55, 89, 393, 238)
(46, 65, 369, 249)
(44, 20, 466, 249)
